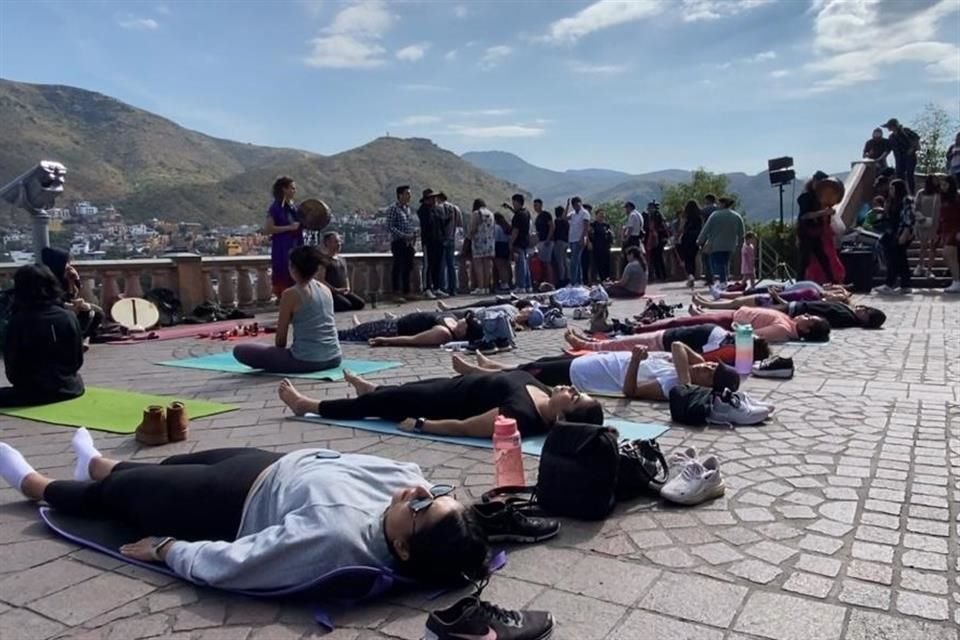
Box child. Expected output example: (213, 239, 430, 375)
(740, 231, 757, 288)
(862, 196, 885, 231)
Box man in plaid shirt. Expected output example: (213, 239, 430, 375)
(385, 185, 416, 299)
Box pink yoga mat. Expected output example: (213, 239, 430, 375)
(105, 319, 262, 345)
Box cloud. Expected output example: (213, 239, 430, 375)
(542, 0, 663, 44)
(682, 0, 774, 22)
(453, 108, 516, 117)
(448, 124, 546, 138)
(396, 43, 429, 61)
(770, 69, 791, 78)
(118, 17, 159, 30)
(155, 4, 170, 15)
(716, 49, 776, 69)
(304, 0, 393, 69)
(399, 83, 452, 92)
(568, 61, 629, 75)
(444, 49, 458, 61)
(454, 5, 468, 18)
(391, 115, 443, 126)
(804, 0, 960, 92)
(479, 45, 512, 70)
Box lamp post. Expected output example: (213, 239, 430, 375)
(0, 161, 68, 258)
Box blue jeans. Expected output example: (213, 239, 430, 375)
(569, 241, 585, 285)
(441, 240, 457, 294)
(709, 251, 731, 283)
(514, 247, 531, 291)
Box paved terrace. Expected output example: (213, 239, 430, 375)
(0, 284, 958, 640)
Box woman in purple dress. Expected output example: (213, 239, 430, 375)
(265, 176, 304, 297)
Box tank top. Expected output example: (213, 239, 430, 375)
(290, 281, 341, 363)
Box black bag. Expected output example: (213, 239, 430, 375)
(616, 438, 668, 500)
(669, 384, 714, 425)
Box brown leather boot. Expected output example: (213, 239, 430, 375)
(135, 406, 168, 446)
(166, 401, 189, 442)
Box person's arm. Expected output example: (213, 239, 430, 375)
(769, 288, 787, 305)
(671, 341, 705, 385)
(547, 217, 554, 241)
(342, 261, 352, 293)
(274, 289, 297, 348)
(264, 213, 299, 236)
(696, 215, 713, 246)
(579, 214, 590, 243)
(369, 325, 451, 347)
(752, 314, 796, 343)
(622, 345, 663, 400)
(400, 408, 498, 437)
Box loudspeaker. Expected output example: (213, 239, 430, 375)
(769, 168, 796, 186)
(768, 156, 793, 172)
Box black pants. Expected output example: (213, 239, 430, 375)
(318, 378, 458, 422)
(681, 243, 698, 277)
(517, 356, 574, 387)
(581, 247, 592, 284)
(0, 387, 79, 408)
(798, 235, 836, 282)
(43, 448, 283, 541)
(650, 244, 666, 281)
(882, 235, 911, 288)
(895, 153, 917, 193)
(391, 240, 414, 295)
(332, 290, 366, 312)
(594, 247, 611, 281)
(424, 241, 443, 291)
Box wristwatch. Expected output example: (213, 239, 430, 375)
(413, 417, 426, 433)
(150, 536, 175, 562)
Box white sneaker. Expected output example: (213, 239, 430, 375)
(872, 284, 896, 295)
(943, 281, 960, 294)
(470, 288, 485, 295)
(913, 266, 924, 277)
(660, 456, 725, 505)
(424, 290, 436, 299)
(707, 391, 769, 426)
(708, 284, 723, 300)
(667, 447, 699, 481)
(735, 390, 774, 414)
(435, 290, 449, 298)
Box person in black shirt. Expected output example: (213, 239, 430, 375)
(40, 247, 104, 344)
(862, 128, 890, 167)
(279, 369, 603, 438)
(504, 194, 532, 292)
(338, 311, 468, 346)
(779, 300, 885, 329)
(418, 189, 444, 298)
(796, 172, 837, 283)
(533, 198, 554, 285)
(589, 208, 614, 281)
(882, 118, 920, 193)
(321, 232, 366, 311)
(551, 206, 570, 287)
(1, 264, 84, 407)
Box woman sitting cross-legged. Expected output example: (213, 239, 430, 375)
(233, 246, 342, 373)
(604, 246, 648, 298)
(279, 370, 604, 437)
(564, 324, 770, 365)
(338, 311, 469, 347)
(0, 429, 489, 591)
(1, 264, 85, 407)
(452, 341, 740, 402)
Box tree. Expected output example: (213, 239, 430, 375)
(913, 102, 960, 175)
(660, 169, 733, 221)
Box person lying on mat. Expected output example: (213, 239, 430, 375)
(620, 306, 831, 344)
(0, 430, 489, 591)
(338, 311, 469, 347)
(233, 246, 342, 373)
(0, 264, 85, 407)
(563, 325, 771, 364)
(692, 291, 886, 329)
(278, 369, 604, 436)
(451, 341, 740, 402)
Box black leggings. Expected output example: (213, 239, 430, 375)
(317, 378, 461, 422)
(517, 356, 574, 387)
(43, 448, 283, 541)
(331, 291, 366, 312)
(0, 388, 79, 408)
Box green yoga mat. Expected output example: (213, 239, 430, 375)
(0, 387, 236, 434)
(157, 352, 403, 381)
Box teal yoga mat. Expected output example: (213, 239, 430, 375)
(291, 415, 669, 456)
(157, 352, 403, 381)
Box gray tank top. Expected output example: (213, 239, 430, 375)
(290, 280, 341, 363)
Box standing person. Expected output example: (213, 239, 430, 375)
(386, 185, 416, 302)
(469, 199, 496, 295)
(580, 204, 594, 283)
(590, 208, 613, 282)
(622, 201, 644, 253)
(913, 174, 941, 279)
(873, 179, 915, 295)
(939, 175, 960, 293)
(418, 189, 444, 299)
(552, 206, 569, 287)
(648, 203, 668, 282)
(679, 200, 703, 287)
(321, 232, 365, 312)
(882, 118, 920, 193)
(796, 171, 838, 283)
(533, 198, 554, 286)
(235, 246, 341, 373)
(435, 192, 462, 297)
(862, 128, 891, 167)
(700, 194, 718, 283)
(947, 133, 960, 180)
(740, 231, 757, 289)
(567, 197, 590, 285)
(1, 264, 84, 407)
(493, 213, 513, 291)
(696, 196, 744, 286)
(265, 176, 304, 298)
(504, 194, 532, 293)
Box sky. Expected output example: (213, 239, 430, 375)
(1, 0, 958, 178)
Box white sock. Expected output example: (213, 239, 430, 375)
(0, 443, 35, 491)
(72, 428, 101, 482)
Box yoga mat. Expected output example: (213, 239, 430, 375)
(0, 388, 235, 433)
(157, 353, 403, 381)
(106, 319, 257, 344)
(291, 416, 668, 455)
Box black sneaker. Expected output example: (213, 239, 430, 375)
(425, 596, 554, 640)
(471, 502, 560, 543)
(752, 356, 794, 379)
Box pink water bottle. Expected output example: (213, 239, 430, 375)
(493, 415, 525, 487)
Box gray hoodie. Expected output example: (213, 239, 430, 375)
(165, 449, 424, 591)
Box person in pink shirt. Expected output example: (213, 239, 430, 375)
(740, 231, 757, 288)
(613, 306, 830, 344)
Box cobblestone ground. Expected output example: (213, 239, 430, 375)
(0, 283, 957, 640)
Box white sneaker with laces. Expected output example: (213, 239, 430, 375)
(667, 447, 698, 481)
(735, 391, 774, 414)
(660, 456, 725, 505)
(424, 290, 436, 299)
(707, 392, 769, 425)
(872, 284, 896, 295)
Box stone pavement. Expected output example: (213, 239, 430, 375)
(0, 283, 957, 640)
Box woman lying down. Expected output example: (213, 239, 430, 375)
(0, 431, 489, 591)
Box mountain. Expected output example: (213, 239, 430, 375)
(0, 79, 522, 225)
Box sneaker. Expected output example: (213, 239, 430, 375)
(667, 446, 698, 481)
(913, 265, 924, 277)
(707, 391, 769, 426)
(734, 390, 774, 413)
(424, 595, 554, 640)
(872, 284, 897, 295)
(424, 290, 436, 300)
(943, 281, 960, 294)
(435, 290, 449, 298)
(686, 275, 695, 289)
(708, 283, 723, 300)
(494, 337, 514, 352)
(470, 288, 485, 295)
(471, 502, 560, 543)
(573, 307, 590, 320)
(752, 356, 794, 379)
(660, 456, 725, 505)
(897, 287, 912, 294)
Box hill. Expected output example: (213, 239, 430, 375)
(0, 79, 522, 225)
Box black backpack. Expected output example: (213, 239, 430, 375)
(669, 384, 714, 425)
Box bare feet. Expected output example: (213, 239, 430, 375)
(564, 327, 592, 350)
(452, 354, 482, 375)
(352, 314, 361, 327)
(383, 311, 397, 320)
(343, 370, 376, 396)
(278, 378, 317, 416)
(436, 300, 450, 311)
(475, 352, 498, 368)
(689, 303, 704, 316)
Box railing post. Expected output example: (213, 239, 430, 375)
(237, 267, 255, 307)
(101, 271, 121, 311)
(255, 265, 273, 304)
(218, 267, 237, 308)
(124, 270, 143, 298)
(79, 275, 97, 306)
(169, 253, 205, 313)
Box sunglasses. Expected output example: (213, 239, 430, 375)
(410, 484, 456, 538)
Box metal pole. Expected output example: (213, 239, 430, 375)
(778, 184, 785, 229)
(31, 210, 51, 258)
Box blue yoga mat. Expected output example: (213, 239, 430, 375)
(292, 415, 669, 455)
(157, 352, 403, 381)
